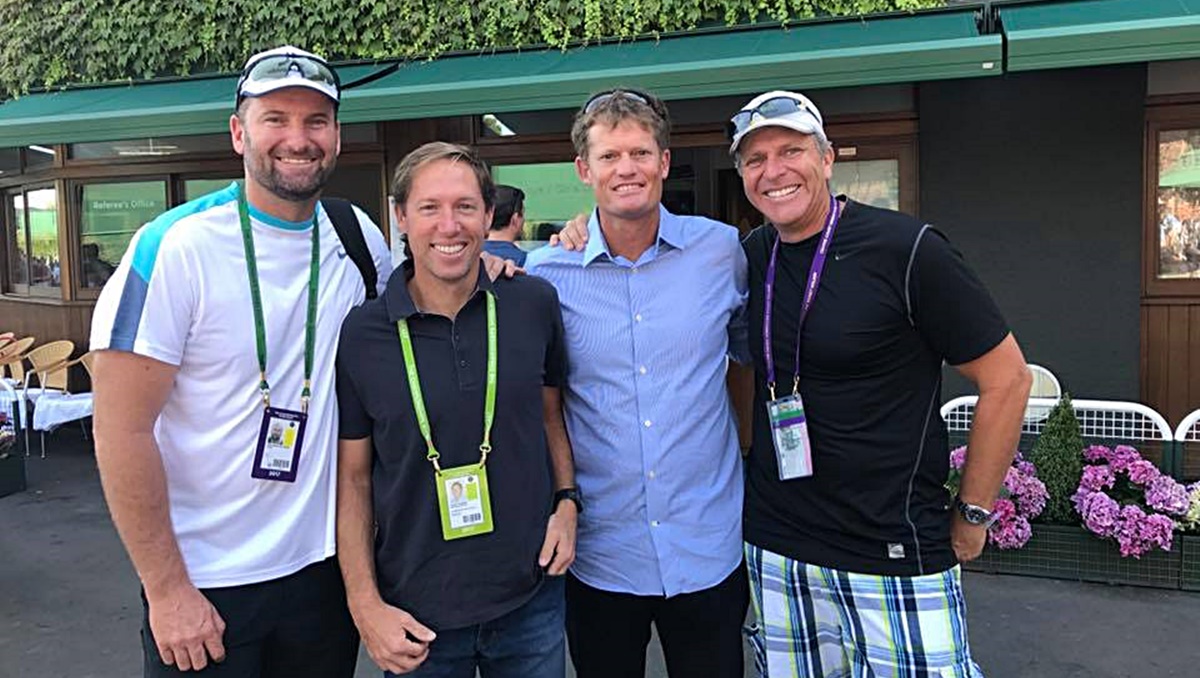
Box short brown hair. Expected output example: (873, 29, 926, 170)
(390, 141, 496, 212)
(570, 89, 671, 159)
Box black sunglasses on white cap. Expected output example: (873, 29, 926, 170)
(728, 90, 825, 154)
(235, 45, 341, 107)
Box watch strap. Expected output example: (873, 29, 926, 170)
(553, 487, 582, 514)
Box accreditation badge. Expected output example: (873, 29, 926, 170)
(436, 464, 494, 540)
(766, 394, 814, 480)
(251, 407, 307, 482)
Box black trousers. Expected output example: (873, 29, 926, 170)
(141, 557, 359, 678)
(565, 564, 748, 678)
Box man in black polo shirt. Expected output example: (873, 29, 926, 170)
(730, 90, 1032, 676)
(335, 141, 578, 677)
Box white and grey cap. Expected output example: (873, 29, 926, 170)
(236, 45, 341, 105)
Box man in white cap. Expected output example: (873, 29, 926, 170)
(90, 46, 391, 676)
(729, 90, 1031, 676)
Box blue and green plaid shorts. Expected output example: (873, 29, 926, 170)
(745, 543, 984, 678)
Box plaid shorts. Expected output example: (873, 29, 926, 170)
(744, 543, 984, 678)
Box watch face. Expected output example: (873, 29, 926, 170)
(957, 499, 992, 525)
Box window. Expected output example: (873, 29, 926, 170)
(24, 145, 58, 171)
(832, 158, 900, 212)
(1145, 106, 1200, 296)
(184, 178, 241, 201)
(1155, 128, 1200, 280)
(0, 148, 19, 178)
(3, 187, 59, 296)
(491, 162, 595, 242)
(76, 181, 168, 289)
(72, 134, 230, 160)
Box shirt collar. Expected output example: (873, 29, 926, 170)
(384, 262, 496, 322)
(581, 204, 687, 267)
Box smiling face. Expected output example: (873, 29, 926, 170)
(231, 87, 340, 214)
(395, 157, 493, 290)
(576, 119, 670, 225)
(738, 126, 834, 240)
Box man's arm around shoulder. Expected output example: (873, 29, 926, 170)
(337, 436, 436, 673)
(92, 349, 226, 672)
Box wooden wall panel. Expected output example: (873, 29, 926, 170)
(1, 298, 95, 390)
(1143, 300, 1200, 428)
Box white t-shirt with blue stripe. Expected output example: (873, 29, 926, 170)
(90, 183, 391, 588)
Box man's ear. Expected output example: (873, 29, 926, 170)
(230, 113, 246, 156)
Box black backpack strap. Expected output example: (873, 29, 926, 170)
(322, 198, 378, 300)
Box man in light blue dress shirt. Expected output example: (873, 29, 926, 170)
(525, 88, 749, 678)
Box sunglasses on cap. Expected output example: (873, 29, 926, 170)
(582, 89, 661, 117)
(726, 95, 823, 141)
(236, 53, 341, 105)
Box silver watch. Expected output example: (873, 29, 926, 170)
(955, 497, 998, 528)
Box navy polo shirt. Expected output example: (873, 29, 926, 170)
(336, 266, 566, 630)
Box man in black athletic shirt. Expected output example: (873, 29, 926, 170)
(730, 90, 1031, 677)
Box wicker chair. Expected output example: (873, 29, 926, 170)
(18, 341, 75, 456)
(0, 336, 35, 385)
(27, 348, 94, 458)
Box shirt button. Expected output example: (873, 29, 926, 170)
(634, 313, 642, 322)
(648, 470, 656, 479)
(459, 360, 467, 367)
(639, 366, 647, 375)
(651, 520, 660, 527)
(643, 419, 652, 428)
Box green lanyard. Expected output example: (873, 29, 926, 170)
(237, 186, 320, 413)
(397, 292, 497, 474)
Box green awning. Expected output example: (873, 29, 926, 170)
(0, 64, 390, 148)
(342, 9, 1000, 123)
(0, 8, 999, 147)
(1000, 0, 1200, 72)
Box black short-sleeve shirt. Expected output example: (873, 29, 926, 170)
(336, 267, 566, 630)
(743, 199, 1009, 576)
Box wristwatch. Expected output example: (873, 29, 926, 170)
(955, 497, 998, 528)
(553, 487, 583, 515)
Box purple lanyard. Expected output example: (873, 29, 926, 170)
(764, 195, 842, 400)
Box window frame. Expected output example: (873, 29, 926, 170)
(69, 176, 172, 300)
(2, 183, 63, 299)
(1144, 101, 1200, 297)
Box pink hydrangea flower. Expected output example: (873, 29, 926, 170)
(1075, 444, 1182, 558)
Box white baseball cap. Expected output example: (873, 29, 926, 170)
(236, 45, 340, 105)
(728, 90, 825, 154)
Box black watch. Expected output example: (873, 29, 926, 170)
(955, 496, 997, 528)
(553, 487, 583, 514)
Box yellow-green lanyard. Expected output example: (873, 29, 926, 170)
(237, 186, 320, 413)
(397, 292, 497, 473)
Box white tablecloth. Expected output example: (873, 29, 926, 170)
(32, 393, 94, 432)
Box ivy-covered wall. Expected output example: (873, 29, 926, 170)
(0, 0, 942, 97)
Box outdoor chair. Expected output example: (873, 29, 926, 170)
(0, 336, 35, 385)
(0, 337, 36, 433)
(18, 340, 75, 456)
(1024, 363, 1063, 424)
(28, 350, 94, 458)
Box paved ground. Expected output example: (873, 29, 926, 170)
(3, 430, 1199, 677)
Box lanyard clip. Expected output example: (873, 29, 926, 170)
(767, 381, 777, 402)
(300, 381, 312, 415)
(258, 373, 271, 407)
(792, 376, 800, 396)
(478, 442, 492, 467)
(425, 440, 442, 474)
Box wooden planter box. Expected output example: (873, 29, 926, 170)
(964, 524, 1182, 589)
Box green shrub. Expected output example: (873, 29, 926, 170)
(1028, 393, 1084, 524)
(0, 0, 944, 97)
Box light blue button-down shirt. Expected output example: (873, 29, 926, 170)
(526, 205, 749, 596)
